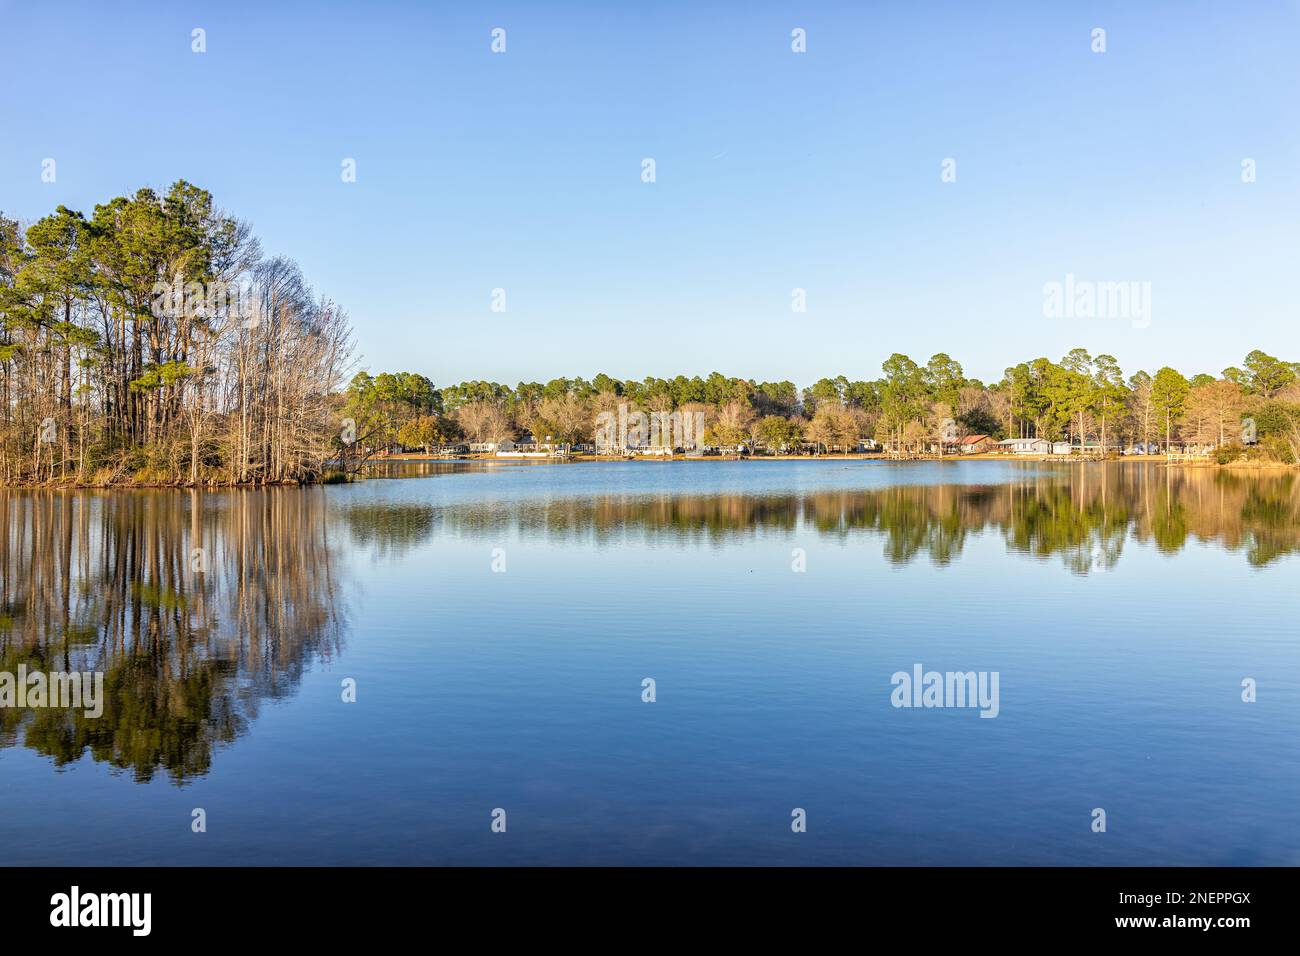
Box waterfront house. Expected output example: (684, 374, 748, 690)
(957, 434, 994, 454)
(998, 437, 1052, 454)
(1055, 441, 1113, 456)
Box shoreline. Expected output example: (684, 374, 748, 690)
(377, 451, 1290, 467)
(6, 454, 1290, 490)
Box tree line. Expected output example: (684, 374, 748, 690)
(6, 183, 1297, 484)
(0, 182, 353, 486)
(347, 349, 1300, 461)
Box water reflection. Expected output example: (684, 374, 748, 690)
(343, 503, 437, 558)
(405, 466, 1300, 570)
(3, 466, 1295, 786)
(0, 489, 346, 783)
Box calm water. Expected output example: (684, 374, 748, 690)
(2, 460, 1298, 865)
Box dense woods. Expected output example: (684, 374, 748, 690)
(6, 185, 1299, 485)
(348, 349, 1300, 461)
(0, 183, 353, 486)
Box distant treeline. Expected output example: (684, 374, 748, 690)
(348, 349, 1300, 461)
(0, 183, 353, 486)
(6, 185, 1299, 486)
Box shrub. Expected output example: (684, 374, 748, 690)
(1260, 435, 1296, 464)
(1214, 443, 1244, 465)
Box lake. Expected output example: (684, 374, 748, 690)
(2, 460, 1298, 865)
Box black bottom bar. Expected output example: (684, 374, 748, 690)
(0, 866, 1278, 941)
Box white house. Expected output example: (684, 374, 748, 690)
(998, 438, 1052, 455)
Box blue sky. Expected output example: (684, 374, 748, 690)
(2, 0, 1297, 387)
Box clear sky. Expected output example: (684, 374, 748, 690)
(2, 0, 1297, 388)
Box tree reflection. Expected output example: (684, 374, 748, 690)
(4, 466, 1295, 784)
(0, 489, 346, 783)
(417, 466, 1300, 571)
